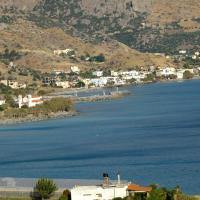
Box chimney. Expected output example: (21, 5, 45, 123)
(103, 173, 109, 187)
(117, 172, 121, 185)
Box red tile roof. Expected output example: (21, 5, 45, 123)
(127, 184, 152, 192)
(32, 100, 43, 103)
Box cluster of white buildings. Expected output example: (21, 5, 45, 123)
(82, 76, 125, 88)
(156, 67, 195, 79)
(77, 66, 199, 88)
(81, 70, 150, 88)
(0, 80, 26, 89)
(17, 95, 43, 108)
(71, 174, 152, 200)
(111, 70, 148, 81)
(82, 67, 196, 88)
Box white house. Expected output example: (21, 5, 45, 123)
(71, 184, 128, 200)
(92, 71, 103, 77)
(192, 55, 197, 60)
(111, 71, 119, 77)
(71, 66, 80, 74)
(157, 67, 176, 77)
(55, 81, 70, 89)
(119, 70, 139, 77)
(89, 78, 107, 87)
(71, 174, 152, 200)
(0, 80, 8, 86)
(119, 70, 146, 82)
(179, 50, 187, 54)
(176, 70, 185, 79)
(18, 95, 43, 108)
(0, 99, 5, 106)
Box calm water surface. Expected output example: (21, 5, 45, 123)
(0, 80, 200, 194)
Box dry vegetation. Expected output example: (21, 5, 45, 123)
(146, 0, 200, 30)
(0, 19, 174, 73)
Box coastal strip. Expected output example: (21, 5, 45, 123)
(0, 111, 78, 125)
(0, 91, 130, 125)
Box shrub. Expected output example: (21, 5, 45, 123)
(183, 71, 194, 79)
(34, 178, 57, 200)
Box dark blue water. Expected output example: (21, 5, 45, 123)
(0, 80, 200, 194)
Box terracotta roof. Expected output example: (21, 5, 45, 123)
(127, 184, 152, 192)
(32, 100, 43, 103)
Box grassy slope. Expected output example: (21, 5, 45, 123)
(0, 19, 175, 72)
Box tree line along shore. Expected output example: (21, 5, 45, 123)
(0, 96, 76, 125)
(0, 85, 130, 124)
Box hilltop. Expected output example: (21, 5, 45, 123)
(0, 0, 199, 73)
(31, 0, 200, 53)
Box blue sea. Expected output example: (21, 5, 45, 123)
(0, 80, 200, 194)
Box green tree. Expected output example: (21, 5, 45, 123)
(5, 95, 16, 107)
(133, 193, 147, 200)
(93, 53, 105, 62)
(59, 189, 71, 200)
(183, 71, 194, 79)
(34, 178, 57, 200)
(75, 80, 85, 88)
(147, 188, 166, 200)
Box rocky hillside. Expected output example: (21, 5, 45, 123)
(0, 0, 199, 73)
(0, 18, 174, 72)
(30, 0, 200, 53)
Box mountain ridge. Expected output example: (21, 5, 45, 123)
(0, 0, 199, 73)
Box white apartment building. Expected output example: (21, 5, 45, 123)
(18, 95, 43, 108)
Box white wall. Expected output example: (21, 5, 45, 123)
(71, 185, 128, 200)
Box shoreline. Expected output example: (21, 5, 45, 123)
(1, 78, 199, 126)
(0, 110, 78, 125)
(0, 91, 130, 125)
(49, 76, 200, 96)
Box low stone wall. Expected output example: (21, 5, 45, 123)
(0, 187, 64, 198)
(0, 178, 102, 198)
